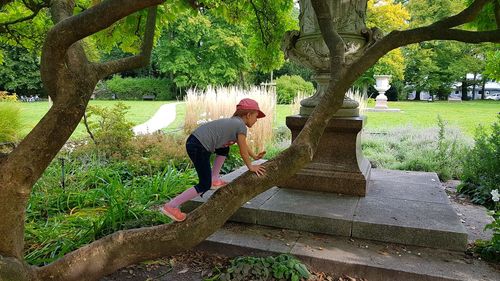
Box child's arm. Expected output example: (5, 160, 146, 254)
(237, 133, 266, 176)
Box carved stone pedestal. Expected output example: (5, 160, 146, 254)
(282, 115, 371, 196)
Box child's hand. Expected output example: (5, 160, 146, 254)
(254, 151, 266, 160)
(249, 164, 266, 176)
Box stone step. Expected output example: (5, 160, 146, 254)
(183, 167, 468, 251)
(195, 223, 499, 281)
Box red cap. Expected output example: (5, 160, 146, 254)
(236, 98, 266, 118)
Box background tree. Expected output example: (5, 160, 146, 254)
(0, 1, 499, 281)
(0, 45, 43, 96)
(354, 0, 409, 98)
(154, 10, 250, 89)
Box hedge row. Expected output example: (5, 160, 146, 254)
(96, 76, 175, 100)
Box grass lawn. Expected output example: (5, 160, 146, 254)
(363, 100, 499, 136)
(19, 100, 171, 139)
(15, 99, 499, 140)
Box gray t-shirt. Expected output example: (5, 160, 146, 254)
(192, 117, 247, 152)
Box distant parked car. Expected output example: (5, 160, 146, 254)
(485, 93, 500, 100)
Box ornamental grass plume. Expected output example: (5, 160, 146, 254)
(184, 86, 276, 152)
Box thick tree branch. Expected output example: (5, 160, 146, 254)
(47, 0, 163, 51)
(310, 0, 345, 96)
(37, 144, 312, 281)
(432, 0, 490, 28)
(95, 6, 157, 79)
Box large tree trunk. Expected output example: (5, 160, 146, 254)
(471, 73, 477, 100)
(415, 89, 421, 100)
(481, 78, 486, 99)
(461, 76, 469, 100)
(0, 0, 499, 280)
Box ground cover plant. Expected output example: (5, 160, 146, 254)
(457, 116, 500, 262)
(207, 254, 310, 281)
(25, 133, 197, 266)
(362, 116, 472, 180)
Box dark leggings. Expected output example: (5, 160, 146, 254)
(186, 135, 229, 194)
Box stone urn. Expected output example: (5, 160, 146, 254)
(282, 0, 369, 116)
(280, 0, 371, 196)
(374, 75, 392, 109)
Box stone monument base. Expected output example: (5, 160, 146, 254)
(281, 115, 371, 196)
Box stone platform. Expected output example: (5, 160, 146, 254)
(183, 167, 468, 251)
(196, 223, 499, 281)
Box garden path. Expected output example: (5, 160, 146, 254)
(132, 102, 178, 135)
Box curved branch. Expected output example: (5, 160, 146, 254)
(310, 0, 345, 81)
(95, 6, 157, 79)
(37, 144, 312, 281)
(47, 0, 163, 51)
(432, 0, 490, 28)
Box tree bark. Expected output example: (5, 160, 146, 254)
(481, 78, 486, 99)
(1, 0, 500, 280)
(471, 73, 477, 100)
(415, 90, 421, 101)
(462, 76, 469, 100)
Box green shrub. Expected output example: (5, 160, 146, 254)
(0, 101, 21, 143)
(474, 209, 500, 263)
(362, 118, 471, 180)
(458, 115, 500, 207)
(83, 102, 134, 158)
(207, 254, 310, 281)
(101, 76, 174, 100)
(275, 75, 314, 104)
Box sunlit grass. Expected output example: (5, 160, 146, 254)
(18, 100, 171, 139)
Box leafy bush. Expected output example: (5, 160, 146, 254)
(83, 102, 134, 158)
(474, 210, 500, 262)
(218, 145, 244, 175)
(362, 117, 471, 180)
(0, 101, 21, 142)
(100, 76, 174, 100)
(208, 254, 310, 281)
(458, 115, 500, 207)
(275, 75, 314, 104)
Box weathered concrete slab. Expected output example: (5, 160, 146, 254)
(370, 169, 441, 185)
(367, 179, 449, 204)
(352, 197, 468, 250)
(183, 167, 467, 250)
(196, 223, 500, 281)
(257, 188, 358, 236)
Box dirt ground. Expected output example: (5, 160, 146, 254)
(100, 250, 362, 281)
(101, 180, 494, 281)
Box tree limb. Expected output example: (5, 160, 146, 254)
(432, 0, 490, 29)
(37, 143, 313, 281)
(310, 0, 345, 83)
(95, 6, 157, 79)
(47, 0, 163, 52)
